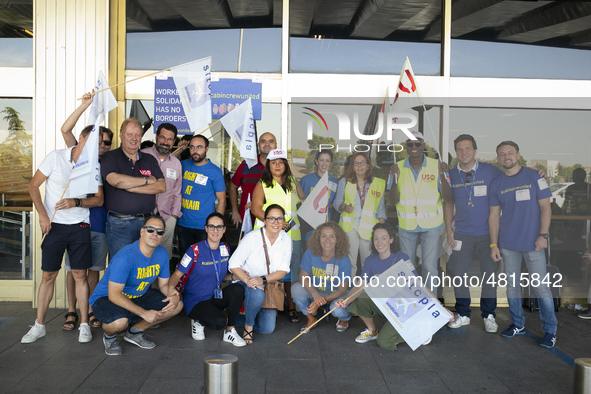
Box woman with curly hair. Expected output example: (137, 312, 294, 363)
(291, 222, 352, 332)
(334, 152, 386, 277)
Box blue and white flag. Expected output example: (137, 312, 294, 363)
(169, 57, 212, 133)
(220, 98, 257, 169)
(66, 71, 117, 197)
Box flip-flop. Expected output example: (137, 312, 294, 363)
(62, 312, 78, 331)
(88, 312, 101, 328)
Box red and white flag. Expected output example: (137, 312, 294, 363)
(391, 57, 422, 114)
(296, 172, 329, 228)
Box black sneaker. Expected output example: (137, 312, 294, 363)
(123, 330, 156, 349)
(500, 324, 525, 338)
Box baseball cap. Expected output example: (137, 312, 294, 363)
(267, 149, 287, 161)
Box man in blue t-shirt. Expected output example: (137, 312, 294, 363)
(90, 215, 183, 355)
(445, 134, 503, 333)
(177, 135, 226, 256)
(489, 141, 557, 349)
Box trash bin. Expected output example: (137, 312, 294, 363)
(204, 354, 238, 394)
(574, 358, 591, 394)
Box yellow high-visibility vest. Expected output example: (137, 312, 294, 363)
(396, 157, 443, 230)
(254, 177, 301, 241)
(339, 177, 385, 240)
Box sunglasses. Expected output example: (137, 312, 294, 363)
(406, 142, 423, 148)
(143, 226, 165, 236)
(206, 224, 225, 231)
(102, 140, 112, 146)
(465, 172, 473, 185)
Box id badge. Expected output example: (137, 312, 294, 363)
(214, 286, 223, 299)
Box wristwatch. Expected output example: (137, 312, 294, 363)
(144, 177, 149, 185)
(538, 233, 549, 239)
(261, 275, 267, 284)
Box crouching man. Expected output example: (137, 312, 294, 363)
(89, 215, 183, 355)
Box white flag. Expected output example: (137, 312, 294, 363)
(66, 71, 117, 198)
(241, 195, 253, 235)
(170, 57, 212, 132)
(220, 99, 257, 169)
(296, 172, 329, 229)
(390, 57, 422, 113)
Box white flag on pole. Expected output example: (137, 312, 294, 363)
(66, 71, 117, 198)
(296, 172, 329, 229)
(220, 98, 257, 169)
(170, 57, 212, 133)
(391, 57, 422, 114)
(241, 195, 253, 235)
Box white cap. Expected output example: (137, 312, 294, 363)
(409, 130, 424, 140)
(267, 149, 287, 161)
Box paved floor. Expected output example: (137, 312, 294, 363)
(0, 302, 588, 393)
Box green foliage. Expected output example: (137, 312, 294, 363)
(291, 149, 308, 159)
(221, 138, 243, 172)
(305, 133, 348, 178)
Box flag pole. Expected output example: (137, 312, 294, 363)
(38, 180, 70, 248)
(287, 287, 365, 345)
(78, 57, 213, 99)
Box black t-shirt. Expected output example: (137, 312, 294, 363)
(101, 147, 164, 215)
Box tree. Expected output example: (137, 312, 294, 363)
(305, 133, 347, 178)
(0, 106, 32, 203)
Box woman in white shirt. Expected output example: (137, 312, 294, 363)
(229, 204, 292, 344)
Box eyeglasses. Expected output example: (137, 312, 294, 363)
(102, 140, 112, 146)
(406, 142, 423, 148)
(206, 224, 225, 231)
(143, 226, 165, 236)
(266, 216, 285, 224)
(353, 161, 368, 167)
(158, 135, 175, 143)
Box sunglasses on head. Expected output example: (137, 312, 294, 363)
(102, 140, 112, 146)
(143, 226, 165, 236)
(406, 141, 423, 148)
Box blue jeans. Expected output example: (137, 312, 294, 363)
(398, 228, 441, 293)
(291, 282, 351, 321)
(501, 248, 557, 334)
(447, 233, 499, 318)
(283, 240, 301, 283)
(237, 282, 276, 334)
(106, 214, 144, 259)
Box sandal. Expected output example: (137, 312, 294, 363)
(242, 328, 254, 345)
(88, 312, 101, 328)
(288, 309, 300, 323)
(62, 311, 78, 331)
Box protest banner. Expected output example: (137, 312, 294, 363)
(154, 76, 192, 135)
(220, 99, 257, 169)
(211, 78, 262, 120)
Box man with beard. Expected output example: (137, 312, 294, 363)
(229, 132, 277, 228)
(489, 141, 557, 348)
(142, 123, 182, 262)
(101, 118, 166, 258)
(177, 135, 226, 256)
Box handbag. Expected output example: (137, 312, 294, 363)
(259, 228, 285, 311)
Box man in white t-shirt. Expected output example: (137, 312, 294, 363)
(22, 126, 104, 344)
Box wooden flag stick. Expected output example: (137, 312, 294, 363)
(287, 287, 365, 345)
(78, 57, 213, 99)
(38, 180, 70, 248)
(196, 119, 221, 136)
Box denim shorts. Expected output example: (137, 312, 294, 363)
(91, 288, 167, 325)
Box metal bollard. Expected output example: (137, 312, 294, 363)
(574, 358, 591, 393)
(204, 354, 238, 394)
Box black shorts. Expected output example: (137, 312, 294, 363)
(41, 222, 92, 272)
(91, 289, 167, 325)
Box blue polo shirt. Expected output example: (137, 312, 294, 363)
(449, 162, 502, 236)
(300, 172, 338, 240)
(490, 166, 552, 252)
(178, 159, 226, 230)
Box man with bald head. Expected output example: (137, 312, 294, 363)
(229, 132, 278, 228)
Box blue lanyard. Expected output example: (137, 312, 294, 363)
(459, 164, 477, 206)
(205, 240, 221, 286)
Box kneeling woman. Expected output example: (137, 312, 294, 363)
(335, 223, 416, 351)
(168, 212, 246, 347)
(229, 204, 291, 344)
(292, 222, 352, 332)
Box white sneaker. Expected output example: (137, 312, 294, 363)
(223, 328, 246, 347)
(422, 336, 432, 346)
(447, 313, 470, 329)
(79, 323, 92, 343)
(192, 319, 205, 340)
(21, 320, 46, 344)
(355, 328, 378, 343)
(483, 314, 498, 333)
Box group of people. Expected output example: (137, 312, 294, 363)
(21, 91, 560, 355)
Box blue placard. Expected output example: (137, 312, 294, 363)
(154, 77, 192, 135)
(211, 78, 262, 120)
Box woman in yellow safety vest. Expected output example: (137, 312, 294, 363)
(251, 149, 306, 324)
(335, 152, 387, 276)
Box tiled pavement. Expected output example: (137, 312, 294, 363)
(0, 302, 589, 393)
